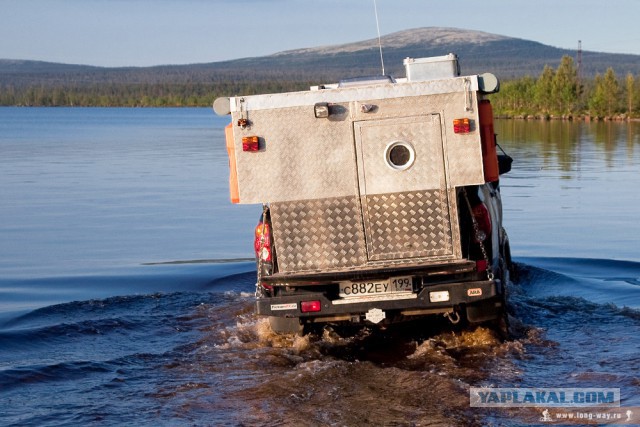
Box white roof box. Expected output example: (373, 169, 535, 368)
(403, 54, 460, 81)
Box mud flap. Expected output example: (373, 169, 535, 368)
(465, 299, 501, 323)
(268, 316, 304, 335)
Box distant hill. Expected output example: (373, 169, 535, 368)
(2, 27, 640, 89)
(2, 27, 640, 108)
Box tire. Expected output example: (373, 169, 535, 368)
(268, 316, 304, 335)
(494, 305, 510, 340)
(495, 251, 511, 340)
(465, 253, 511, 340)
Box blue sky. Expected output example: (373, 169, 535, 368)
(1, 0, 639, 67)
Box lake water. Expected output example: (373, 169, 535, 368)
(0, 108, 639, 426)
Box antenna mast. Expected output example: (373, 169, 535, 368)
(577, 40, 583, 85)
(373, 0, 385, 75)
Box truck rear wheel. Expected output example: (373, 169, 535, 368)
(268, 316, 304, 335)
(494, 307, 509, 340)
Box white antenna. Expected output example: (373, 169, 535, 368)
(373, 0, 385, 75)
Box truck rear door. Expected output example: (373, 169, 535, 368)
(354, 114, 456, 261)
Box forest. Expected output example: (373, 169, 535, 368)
(0, 81, 313, 108)
(0, 55, 637, 119)
(491, 56, 637, 120)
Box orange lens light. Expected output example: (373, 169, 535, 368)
(242, 136, 260, 152)
(453, 118, 471, 134)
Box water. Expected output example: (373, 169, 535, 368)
(1, 109, 639, 426)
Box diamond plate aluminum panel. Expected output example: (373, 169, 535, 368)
(270, 191, 461, 274)
(231, 89, 484, 204)
(354, 114, 445, 195)
(233, 105, 358, 204)
(362, 190, 455, 261)
(348, 91, 485, 188)
(270, 197, 367, 273)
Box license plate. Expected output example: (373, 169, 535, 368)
(339, 276, 413, 298)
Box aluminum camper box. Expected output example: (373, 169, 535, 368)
(214, 55, 511, 334)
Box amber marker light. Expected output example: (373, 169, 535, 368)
(453, 118, 471, 134)
(242, 136, 260, 152)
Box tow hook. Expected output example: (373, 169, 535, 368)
(444, 311, 461, 324)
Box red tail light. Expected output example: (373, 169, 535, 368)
(453, 118, 471, 134)
(472, 203, 492, 242)
(476, 259, 488, 273)
(301, 300, 321, 313)
(242, 136, 260, 152)
(254, 221, 272, 262)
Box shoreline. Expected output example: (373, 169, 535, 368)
(494, 114, 640, 122)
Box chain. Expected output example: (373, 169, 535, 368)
(461, 187, 494, 281)
(255, 203, 269, 298)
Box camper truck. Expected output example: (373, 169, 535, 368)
(214, 54, 512, 335)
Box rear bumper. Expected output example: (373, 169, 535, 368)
(256, 279, 497, 320)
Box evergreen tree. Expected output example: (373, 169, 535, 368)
(625, 73, 635, 116)
(535, 65, 555, 115)
(551, 56, 578, 116)
(589, 68, 620, 117)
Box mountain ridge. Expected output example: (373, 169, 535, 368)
(2, 27, 640, 90)
(270, 27, 511, 57)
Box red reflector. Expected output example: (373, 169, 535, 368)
(242, 136, 260, 152)
(453, 118, 471, 134)
(254, 221, 272, 262)
(476, 259, 488, 273)
(472, 203, 492, 242)
(301, 300, 321, 313)
(260, 282, 273, 291)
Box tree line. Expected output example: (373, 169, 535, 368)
(0, 80, 313, 108)
(491, 56, 637, 119)
(0, 55, 637, 119)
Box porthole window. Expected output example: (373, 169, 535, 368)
(385, 141, 415, 171)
